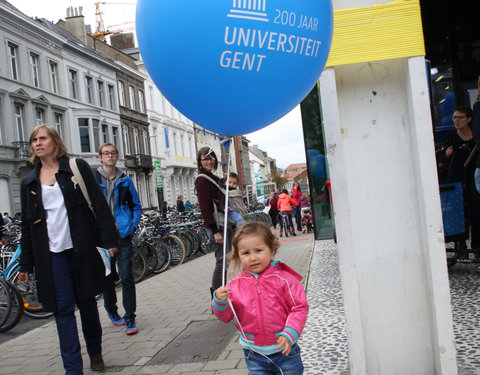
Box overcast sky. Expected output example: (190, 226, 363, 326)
(8, 0, 307, 169)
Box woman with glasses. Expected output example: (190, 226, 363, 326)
(437, 104, 480, 252)
(194, 147, 233, 295)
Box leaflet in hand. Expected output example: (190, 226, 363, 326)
(97, 247, 111, 276)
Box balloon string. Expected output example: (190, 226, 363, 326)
(222, 138, 232, 287)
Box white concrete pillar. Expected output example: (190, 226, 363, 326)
(320, 52, 458, 373)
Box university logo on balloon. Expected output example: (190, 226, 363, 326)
(137, 0, 333, 136)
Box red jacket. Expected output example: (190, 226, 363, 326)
(277, 193, 297, 212)
(212, 261, 309, 347)
(291, 187, 302, 206)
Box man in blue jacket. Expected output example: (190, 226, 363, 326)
(96, 143, 142, 335)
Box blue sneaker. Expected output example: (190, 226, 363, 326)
(125, 320, 138, 335)
(108, 312, 125, 326)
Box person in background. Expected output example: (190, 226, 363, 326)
(162, 201, 168, 218)
(96, 143, 142, 336)
(3, 212, 12, 225)
(299, 193, 311, 217)
(20, 125, 119, 374)
(220, 172, 247, 227)
(439, 104, 480, 253)
(291, 181, 303, 232)
(266, 191, 279, 229)
(176, 195, 185, 213)
(184, 199, 193, 212)
(195, 147, 234, 294)
(277, 189, 297, 237)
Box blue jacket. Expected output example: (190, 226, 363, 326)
(95, 169, 142, 238)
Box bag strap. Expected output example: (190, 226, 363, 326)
(69, 158, 96, 219)
(194, 174, 227, 195)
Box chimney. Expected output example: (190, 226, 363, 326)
(110, 33, 135, 50)
(61, 6, 87, 44)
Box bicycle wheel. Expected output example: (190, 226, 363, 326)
(0, 281, 23, 332)
(152, 239, 172, 274)
(135, 241, 158, 276)
(283, 216, 289, 238)
(163, 234, 186, 265)
(11, 274, 53, 319)
(177, 231, 193, 259)
(0, 279, 12, 328)
(132, 247, 148, 283)
(197, 227, 212, 254)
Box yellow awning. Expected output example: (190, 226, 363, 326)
(325, 0, 425, 67)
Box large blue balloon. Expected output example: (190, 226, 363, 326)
(136, 0, 333, 136)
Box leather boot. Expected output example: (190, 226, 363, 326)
(279, 229, 283, 237)
(90, 353, 105, 372)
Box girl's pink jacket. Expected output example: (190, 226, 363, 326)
(212, 261, 309, 347)
(277, 193, 297, 213)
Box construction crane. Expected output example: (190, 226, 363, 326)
(89, 2, 136, 41)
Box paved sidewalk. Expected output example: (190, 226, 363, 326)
(0, 231, 317, 375)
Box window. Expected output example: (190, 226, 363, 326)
(54, 112, 64, 139)
(78, 118, 90, 152)
(133, 128, 140, 154)
(8, 43, 19, 80)
(108, 84, 115, 110)
(129, 86, 136, 110)
(92, 119, 100, 152)
(164, 127, 170, 148)
(85, 76, 93, 104)
(30, 52, 40, 87)
(112, 127, 118, 147)
(102, 124, 108, 143)
(180, 134, 185, 157)
(123, 126, 130, 155)
(173, 133, 178, 155)
(69, 69, 78, 99)
(49, 61, 59, 93)
(35, 107, 45, 125)
(143, 130, 149, 154)
(118, 81, 125, 106)
(14, 103, 26, 141)
(97, 80, 105, 107)
(139, 90, 146, 113)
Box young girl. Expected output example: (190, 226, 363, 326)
(212, 222, 309, 374)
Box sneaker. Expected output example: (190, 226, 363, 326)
(108, 312, 125, 326)
(125, 320, 138, 335)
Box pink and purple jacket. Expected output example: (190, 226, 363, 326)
(212, 260, 309, 351)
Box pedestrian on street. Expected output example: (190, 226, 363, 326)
(277, 189, 297, 237)
(194, 147, 233, 295)
(19, 125, 119, 374)
(176, 194, 185, 213)
(291, 180, 303, 232)
(212, 222, 309, 375)
(266, 191, 279, 229)
(184, 199, 193, 212)
(96, 143, 142, 335)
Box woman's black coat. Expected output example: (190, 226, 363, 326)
(20, 156, 120, 312)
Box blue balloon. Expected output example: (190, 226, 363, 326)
(440, 92, 455, 117)
(136, 0, 333, 136)
(309, 154, 327, 180)
(306, 149, 320, 159)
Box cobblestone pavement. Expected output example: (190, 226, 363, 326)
(1, 235, 479, 374)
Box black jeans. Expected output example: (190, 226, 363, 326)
(208, 227, 233, 291)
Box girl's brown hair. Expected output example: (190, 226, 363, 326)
(29, 124, 68, 164)
(229, 222, 280, 277)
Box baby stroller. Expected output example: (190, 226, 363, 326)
(301, 208, 314, 234)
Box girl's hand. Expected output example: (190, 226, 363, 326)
(215, 286, 230, 301)
(276, 336, 292, 356)
(445, 146, 454, 158)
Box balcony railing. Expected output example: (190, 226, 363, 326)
(134, 154, 153, 169)
(12, 141, 32, 159)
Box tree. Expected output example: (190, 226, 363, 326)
(271, 169, 288, 191)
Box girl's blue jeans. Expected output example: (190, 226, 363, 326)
(243, 344, 304, 374)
